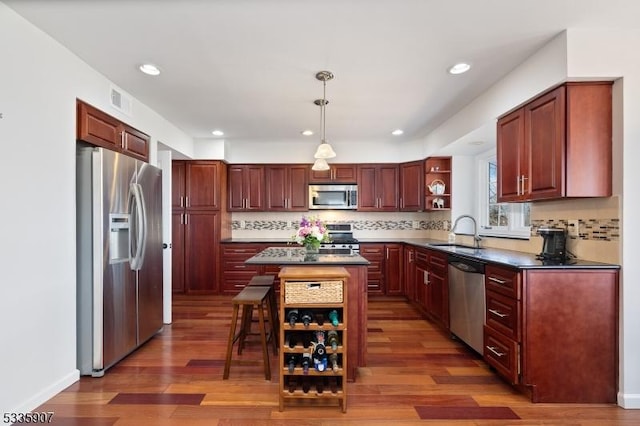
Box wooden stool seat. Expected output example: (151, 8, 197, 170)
(223, 286, 276, 380)
(247, 275, 275, 286)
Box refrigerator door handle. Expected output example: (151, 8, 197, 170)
(129, 183, 147, 270)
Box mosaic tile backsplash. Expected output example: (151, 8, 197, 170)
(232, 218, 619, 241)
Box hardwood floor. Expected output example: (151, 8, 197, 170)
(32, 295, 639, 425)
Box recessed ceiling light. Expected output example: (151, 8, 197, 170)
(448, 62, 471, 75)
(391, 129, 404, 136)
(139, 63, 161, 76)
(301, 130, 314, 136)
(211, 130, 224, 136)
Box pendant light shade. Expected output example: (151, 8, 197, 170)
(313, 71, 337, 160)
(312, 158, 330, 171)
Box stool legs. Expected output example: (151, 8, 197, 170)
(223, 303, 240, 380)
(257, 303, 270, 380)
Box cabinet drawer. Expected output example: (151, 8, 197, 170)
(484, 325, 519, 385)
(415, 249, 429, 268)
(485, 264, 520, 299)
(486, 290, 520, 341)
(428, 251, 448, 273)
(221, 245, 260, 256)
(222, 259, 260, 272)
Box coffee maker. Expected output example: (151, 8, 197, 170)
(537, 228, 568, 263)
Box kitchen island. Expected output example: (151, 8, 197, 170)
(245, 247, 369, 381)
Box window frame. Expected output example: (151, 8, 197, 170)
(476, 150, 531, 240)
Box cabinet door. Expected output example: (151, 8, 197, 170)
(77, 100, 120, 150)
(497, 108, 525, 202)
(288, 165, 309, 211)
(265, 165, 288, 210)
(356, 165, 378, 210)
(122, 125, 149, 162)
(171, 212, 185, 293)
(399, 161, 424, 211)
(525, 86, 565, 200)
(359, 243, 384, 294)
(172, 161, 186, 209)
(403, 246, 416, 302)
(377, 165, 399, 211)
(184, 211, 219, 293)
(227, 165, 246, 211)
(415, 265, 428, 309)
(185, 161, 221, 210)
(385, 244, 403, 295)
(426, 261, 448, 328)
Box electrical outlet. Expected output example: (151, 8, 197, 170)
(568, 219, 579, 237)
(412, 220, 420, 229)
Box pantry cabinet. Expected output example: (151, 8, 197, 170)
(497, 82, 612, 202)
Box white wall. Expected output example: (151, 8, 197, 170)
(0, 4, 193, 413)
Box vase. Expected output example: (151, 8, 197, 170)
(303, 243, 320, 261)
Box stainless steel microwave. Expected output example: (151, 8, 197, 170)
(308, 184, 358, 210)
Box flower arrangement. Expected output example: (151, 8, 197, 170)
(292, 216, 330, 251)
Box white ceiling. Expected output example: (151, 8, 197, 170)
(6, 0, 640, 150)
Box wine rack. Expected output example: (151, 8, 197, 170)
(278, 266, 349, 413)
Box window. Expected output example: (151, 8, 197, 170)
(477, 152, 531, 239)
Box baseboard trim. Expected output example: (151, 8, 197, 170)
(12, 370, 79, 413)
(618, 392, 640, 409)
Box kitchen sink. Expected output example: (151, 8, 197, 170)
(429, 243, 484, 250)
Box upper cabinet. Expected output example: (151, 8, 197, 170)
(497, 82, 612, 202)
(228, 164, 266, 211)
(308, 164, 357, 183)
(76, 99, 150, 162)
(425, 156, 452, 211)
(173, 160, 225, 211)
(265, 164, 309, 211)
(399, 160, 425, 211)
(357, 164, 399, 211)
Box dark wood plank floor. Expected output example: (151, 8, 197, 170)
(31, 295, 640, 425)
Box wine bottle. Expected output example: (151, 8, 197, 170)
(329, 353, 339, 373)
(287, 376, 297, 393)
(302, 378, 311, 394)
(327, 330, 339, 351)
(301, 310, 313, 327)
(316, 377, 325, 394)
(286, 354, 299, 373)
(285, 332, 297, 349)
(302, 332, 312, 349)
(315, 311, 325, 325)
(301, 352, 311, 375)
(328, 377, 338, 393)
(328, 309, 339, 326)
(287, 309, 299, 327)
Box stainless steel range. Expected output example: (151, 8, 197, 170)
(320, 223, 359, 255)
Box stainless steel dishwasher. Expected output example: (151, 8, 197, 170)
(448, 256, 486, 354)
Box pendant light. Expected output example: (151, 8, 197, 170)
(313, 70, 337, 160)
(312, 158, 330, 171)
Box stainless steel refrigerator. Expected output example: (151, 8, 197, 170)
(76, 145, 163, 377)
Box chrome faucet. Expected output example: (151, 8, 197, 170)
(451, 215, 482, 248)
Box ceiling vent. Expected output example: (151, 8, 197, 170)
(110, 86, 132, 116)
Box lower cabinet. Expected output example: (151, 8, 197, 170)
(483, 264, 619, 403)
(359, 243, 403, 295)
(220, 243, 289, 294)
(413, 247, 448, 327)
(172, 211, 220, 293)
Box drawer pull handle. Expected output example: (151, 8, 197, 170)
(488, 308, 508, 318)
(486, 345, 505, 357)
(488, 276, 507, 285)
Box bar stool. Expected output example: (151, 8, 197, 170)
(223, 286, 274, 380)
(246, 275, 279, 348)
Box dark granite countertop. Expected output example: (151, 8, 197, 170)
(245, 247, 370, 266)
(227, 237, 619, 270)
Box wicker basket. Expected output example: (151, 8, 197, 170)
(284, 280, 343, 304)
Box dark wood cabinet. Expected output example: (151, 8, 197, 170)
(172, 160, 228, 293)
(399, 160, 424, 211)
(403, 246, 416, 302)
(228, 164, 265, 211)
(220, 243, 262, 294)
(497, 82, 612, 202)
(265, 165, 309, 211)
(357, 164, 399, 211)
(425, 156, 452, 211)
(309, 164, 357, 183)
(483, 264, 618, 403)
(359, 243, 385, 295)
(76, 99, 149, 162)
(385, 244, 403, 295)
(425, 250, 448, 328)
